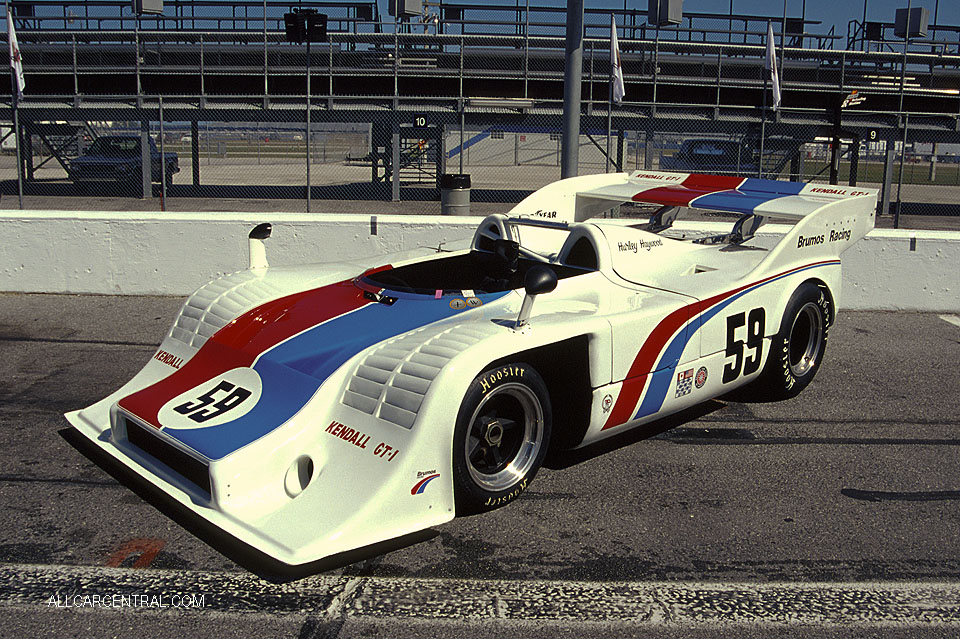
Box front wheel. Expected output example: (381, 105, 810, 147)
(751, 282, 831, 401)
(452, 363, 551, 514)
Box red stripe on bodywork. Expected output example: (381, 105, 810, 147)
(602, 261, 839, 431)
(602, 303, 693, 429)
(118, 278, 372, 429)
(632, 174, 745, 208)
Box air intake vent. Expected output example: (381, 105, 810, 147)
(169, 271, 284, 349)
(342, 324, 495, 428)
(123, 416, 211, 497)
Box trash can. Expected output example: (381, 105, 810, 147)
(440, 173, 471, 216)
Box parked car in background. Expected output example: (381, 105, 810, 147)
(69, 135, 179, 188)
(661, 139, 757, 174)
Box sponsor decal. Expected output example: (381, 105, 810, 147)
(157, 368, 262, 430)
(633, 172, 683, 182)
(411, 471, 440, 495)
(373, 441, 401, 462)
(695, 366, 708, 389)
(479, 365, 525, 394)
(602, 394, 613, 413)
(809, 187, 872, 197)
(675, 368, 694, 398)
(483, 478, 529, 507)
(798, 230, 851, 249)
(466, 297, 483, 308)
(325, 420, 371, 449)
(531, 209, 558, 219)
(449, 298, 467, 310)
(618, 238, 663, 253)
(153, 349, 183, 369)
(797, 234, 824, 248)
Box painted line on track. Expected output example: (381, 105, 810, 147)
(3, 563, 960, 626)
(939, 314, 960, 329)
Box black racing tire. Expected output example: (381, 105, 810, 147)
(751, 281, 831, 401)
(452, 362, 552, 515)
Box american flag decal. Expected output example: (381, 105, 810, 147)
(676, 368, 694, 398)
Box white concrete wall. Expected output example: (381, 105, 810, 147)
(1, 211, 957, 311)
(0, 211, 476, 297)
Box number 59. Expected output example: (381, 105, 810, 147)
(722, 308, 765, 384)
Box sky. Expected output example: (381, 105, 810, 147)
(5, 0, 960, 44)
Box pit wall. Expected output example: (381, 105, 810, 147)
(1, 211, 957, 312)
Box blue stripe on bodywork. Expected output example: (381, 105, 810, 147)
(689, 178, 806, 215)
(632, 262, 833, 420)
(170, 292, 507, 460)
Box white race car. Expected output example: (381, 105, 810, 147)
(66, 171, 877, 567)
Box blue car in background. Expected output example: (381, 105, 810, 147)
(660, 138, 758, 175)
(69, 135, 179, 188)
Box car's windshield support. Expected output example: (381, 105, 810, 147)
(694, 213, 767, 246)
(645, 205, 681, 233)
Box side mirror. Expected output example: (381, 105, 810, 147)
(515, 265, 557, 329)
(524, 264, 558, 296)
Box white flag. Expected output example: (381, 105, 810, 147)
(610, 15, 625, 104)
(7, 9, 25, 100)
(764, 22, 781, 111)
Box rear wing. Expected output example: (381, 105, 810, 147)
(508, 170, 877, 224)
(507, 170, 878, 259)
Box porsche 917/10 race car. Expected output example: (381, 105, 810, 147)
(67, 171, 878, 567)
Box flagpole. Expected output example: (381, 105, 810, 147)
(759, 21, 769, 179)
(759, 80, 766, 179)
(606, 13, 618, 174)
(606, 67, 613, 173)
(8, 4, 23, 208)
(12, 86, 22, 208)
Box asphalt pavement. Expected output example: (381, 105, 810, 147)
(1, 294, 959, 637)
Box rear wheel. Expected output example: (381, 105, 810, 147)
(452, 363, 551, 514)
(752, 282, 831, 400)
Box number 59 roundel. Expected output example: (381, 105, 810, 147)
(158, 368, 262, 430)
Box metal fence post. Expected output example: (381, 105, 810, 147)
(561, 0, 584, 178)
(306, 38, 312, 213)
(392, 129, 401, 202)
(191, 120, 200, 190)
(141, 119, 151, 199)
(12, 98, 23, 209)
(895, 114, 909, 229)
(644, 130, 653, 170)
(159, 97, 166, 210)
(848, 134, 860, 187)
(881, 141, 895, 217)
(929, 142, 938, 181)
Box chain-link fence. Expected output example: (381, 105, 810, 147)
(3, 1, 960, 224)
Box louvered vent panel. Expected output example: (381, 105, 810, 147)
(341, 322, 498, 428)
(168, 271, 284, 349)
